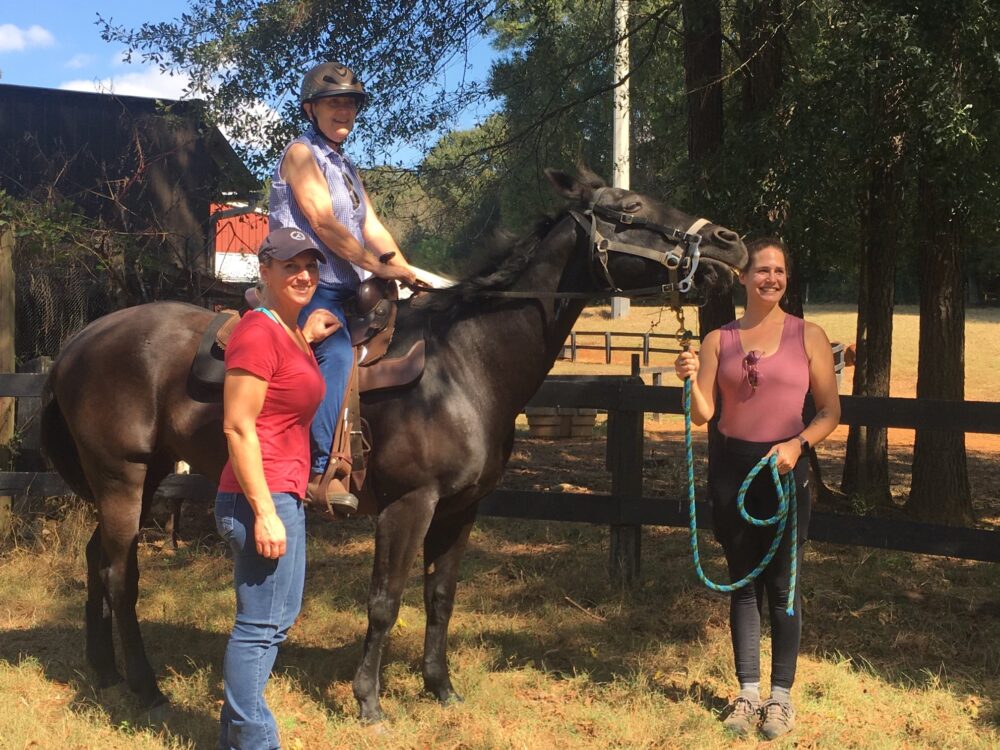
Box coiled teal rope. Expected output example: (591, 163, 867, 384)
(683, 377, 798, 617)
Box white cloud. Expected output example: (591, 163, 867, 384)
(0, 24, 55, 53)
(59, 67, 193, 100)
(65, 53, 94, 70)
(218, 101, 283, 151)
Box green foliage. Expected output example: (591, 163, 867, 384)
(99, 0, 1000, 297)
(100, 0, 501, 174)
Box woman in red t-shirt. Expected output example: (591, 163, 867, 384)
(675, 238, 840, 740)
(215, 227, 338, 750)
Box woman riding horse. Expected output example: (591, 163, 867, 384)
(270, 61, 416, 516)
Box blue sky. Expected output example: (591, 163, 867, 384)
(0, 2, 499, 164)
(1, 2, 199, 97)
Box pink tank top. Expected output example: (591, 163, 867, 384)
(716, 315, 809, 442)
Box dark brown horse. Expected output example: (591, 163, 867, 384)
(41, 167, 746, 720)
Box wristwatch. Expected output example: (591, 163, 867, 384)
(796, 435, 810, 452)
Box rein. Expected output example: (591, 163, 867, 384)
(678, 328, 799, 617)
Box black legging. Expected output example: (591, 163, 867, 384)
(708, 434, 811, 690)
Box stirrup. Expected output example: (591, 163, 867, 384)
(306, 473, 359, 518)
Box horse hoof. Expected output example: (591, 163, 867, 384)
(438, 690, 464, 706)
(358, 704, 384, 724)
(144, 701, 170, 726)
(94, 670, 124, 689)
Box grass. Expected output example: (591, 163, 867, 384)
(555, 303, 1000, 402)
(1, 302, 998, 748)
(1, 505, 1000, 748)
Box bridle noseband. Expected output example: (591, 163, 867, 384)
(568, 186, 710, 306)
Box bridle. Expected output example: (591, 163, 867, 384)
(569, 186, 710, 307)
(410, 188, 716, 305)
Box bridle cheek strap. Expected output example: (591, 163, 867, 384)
(570, 204, 712, 301)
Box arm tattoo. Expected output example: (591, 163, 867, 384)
(809, 408, 830, 427)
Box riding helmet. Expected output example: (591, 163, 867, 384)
(300, 61, 369, 112)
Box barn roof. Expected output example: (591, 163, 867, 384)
(0, 82, 259, 202)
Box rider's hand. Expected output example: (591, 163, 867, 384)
(375, 261, 417, 286)
(302, 309, 341, 345)
(254, 510, 287, 559)
(765, 439, 802, 475)
(674, 350, 699, 382)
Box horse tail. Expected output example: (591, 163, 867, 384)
(39, 383, 94, 501)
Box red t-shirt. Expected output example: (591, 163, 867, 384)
(218, 311, 326, 497)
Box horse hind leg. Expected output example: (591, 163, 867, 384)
(89, 458, 172, 708)
(421, 504, 477, 704)
(85, 525, 120, 688)
(353, 490, 437, 723)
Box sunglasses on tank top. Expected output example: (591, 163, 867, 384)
(743, 350, 763, 392)
(341, 166, 361, 211)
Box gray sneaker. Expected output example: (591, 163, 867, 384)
(758, 698, 796, 740)
(720, 696, 759, 736)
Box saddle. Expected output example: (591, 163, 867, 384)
(190, 278, 425, 500)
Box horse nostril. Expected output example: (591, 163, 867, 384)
(714, 229, 740, 245)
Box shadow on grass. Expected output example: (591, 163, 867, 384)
(5, 497, 1000, 741)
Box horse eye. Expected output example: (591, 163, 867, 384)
(623, 201, 642, 213)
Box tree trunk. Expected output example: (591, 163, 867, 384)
(841, 75, 904, 507)
(683, 0, 723, 178)
(682, 0, 732, 339)
(0, 227, 14, 538)
(736, 0, 784, 116)
(906, 173, 972, 524)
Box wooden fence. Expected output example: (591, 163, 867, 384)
(1, 365, 998, 582)
(561, 330, 683, 365)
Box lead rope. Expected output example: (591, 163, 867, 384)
(678, 323, 799, 617)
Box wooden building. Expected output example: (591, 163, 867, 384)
(0, 83, 260, 277)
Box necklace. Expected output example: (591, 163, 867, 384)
(255, 307, 310, 354)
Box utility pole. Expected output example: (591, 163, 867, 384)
(611, 0, 630, 319)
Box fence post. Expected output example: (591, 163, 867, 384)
(0, 226, 14, 537)
(608, 360, 644, 583)
(643, 332, 650, 366)
(15, 357, 52, 471)
(570, 331, 577, 362)
(605, 332, 613, 364)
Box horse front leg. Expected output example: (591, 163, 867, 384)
(353, 490, 437, 723)
(422, 502, 478, 704)
(85, 525, 120, 688)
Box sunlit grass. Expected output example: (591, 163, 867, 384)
(1, 302, 999, 746)
(1, 503, 998, 748)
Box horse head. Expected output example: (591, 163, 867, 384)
(545, 165, 747, 303)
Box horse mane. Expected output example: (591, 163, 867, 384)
(413, 213, 563, 313)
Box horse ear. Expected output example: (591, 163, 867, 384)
(545, 167, 586, 201)
(575, 162, 606, 191)
(545, 169, 604, 203)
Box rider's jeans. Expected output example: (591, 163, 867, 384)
(298, 282, 355, 476)
(215, 491, 306, 750)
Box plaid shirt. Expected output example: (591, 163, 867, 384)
(269, 128, 369, 287)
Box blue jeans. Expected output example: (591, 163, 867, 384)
(215, 491, 306, 750)
(298, 282, 355, 475)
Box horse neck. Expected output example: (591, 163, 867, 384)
(456, 217, 590, 410)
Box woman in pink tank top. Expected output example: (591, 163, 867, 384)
(674, 238, 840, 739)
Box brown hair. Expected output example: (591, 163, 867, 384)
(742, 236, 792, 276)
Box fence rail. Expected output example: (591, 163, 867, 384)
(0, 365, 997, 579)
(561, 330, 683, 365)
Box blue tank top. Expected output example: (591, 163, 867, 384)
(269, 128, 369, 288)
